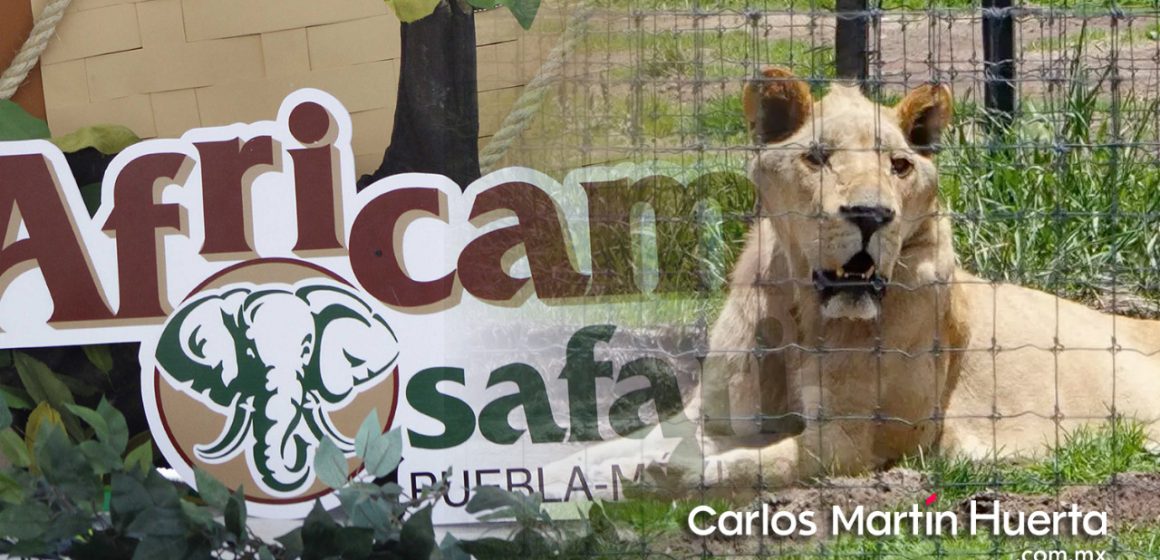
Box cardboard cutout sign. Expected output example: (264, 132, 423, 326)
(0, 90, 750, 521)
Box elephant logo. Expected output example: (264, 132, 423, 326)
(153, 280, 399, 498)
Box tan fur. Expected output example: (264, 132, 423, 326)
(695, 68, 1160, 487)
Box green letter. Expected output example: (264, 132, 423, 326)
(479, 363, 567, 444)
(406, 367, 476, 449)
(559, 325, 616, 442)
(609, 357, 693, 438)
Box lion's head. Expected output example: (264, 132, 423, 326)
(743, 67, 954, 321)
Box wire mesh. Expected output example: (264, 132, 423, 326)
(487, 0, 1160, 557)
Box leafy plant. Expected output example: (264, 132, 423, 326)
(457, 486, 603, 559)
(0, 384, 458, 559)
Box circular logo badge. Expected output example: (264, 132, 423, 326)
(142, 259, 399, 518)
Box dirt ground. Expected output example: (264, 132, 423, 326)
(568, 8, 1158, 100)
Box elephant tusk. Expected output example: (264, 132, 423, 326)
(195, 398, 254, 462)
(309, 407, 355, 453)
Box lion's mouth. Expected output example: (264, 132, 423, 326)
(812, 251, 888, 302)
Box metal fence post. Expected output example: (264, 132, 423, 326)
(835, 0, 868, 87)
(982, 0, 1016, 127)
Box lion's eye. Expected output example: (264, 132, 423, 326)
(802, 144, 830, 168)
(891, 157, 914, 177)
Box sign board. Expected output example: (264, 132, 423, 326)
(0, 90, 752, 522)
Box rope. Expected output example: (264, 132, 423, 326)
(478, 5, 593, 173)
(0, 0, 73, 100)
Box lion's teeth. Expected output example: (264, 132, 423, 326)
(837, 266, 845, 278)
(867, 265, 876, 276)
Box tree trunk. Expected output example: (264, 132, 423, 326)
(358, 0, 481, 191)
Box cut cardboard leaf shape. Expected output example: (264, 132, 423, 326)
(0, 100, 50, 142)
(314, 436, 349, 489)
(52, 124, 140, 155)
(386, 0, 442, 23)
(502, 0, 540, 29)
(80, 182, 102, 217)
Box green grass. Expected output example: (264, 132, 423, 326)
(1027, 23, 1160, 52)
(904, 417, 1160, 501)
(578, 418, 1160, 558)
(586, 30, 835, 82)
(941, 68, 1160, 303)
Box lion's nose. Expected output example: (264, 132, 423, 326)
(839, 205, 895, 244)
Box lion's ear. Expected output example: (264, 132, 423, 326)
(896, 83, 953, 157)
(743, 67, 813, 144)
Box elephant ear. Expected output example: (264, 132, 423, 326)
(156, 289, 250, 408)
(298, 284, 400, 403)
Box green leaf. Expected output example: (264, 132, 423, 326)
(25, 401, 64, 454)
(79, 440, 123, 474)
(52, 124, 140, 155)
(356, 412, 403, 478)
(338, 483, 394, 539)
(258, 545, 276, 560)
(314, 436, 349, 489)
(98, 398, 129, 453)
(465, 485, 541, 523)
(0, 100, 50, 142)
(111, 470, 181, 534)
(399, 505, 436, 560)
(179, 499, 215, 530)
(225, 486, 247, 539)
(0, 428, 30, 467)
(385, 0, 441, 23)
(439, 534, 473, 560)
(131, 536, 189, 560)
(456, 537, 521, 559)
(500, 0, 540, 29)
(0, 389, 10, 430)
(275, 527, 304, 558)
(14, 353, 81, 438)
(125, 438, 153, 474)
(301, 501, 374, 559)
(126, 505, 186, 538)
(34, 421, 101, 499)
(0, 384, 33, 410)
(67, 403, 110, 444)
(83, 345, 115, 374)
(194, 469, 230, 510)
(0, 472, 23, 504)
(0, 501, 51, 539)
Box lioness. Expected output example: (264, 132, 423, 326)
(692, 67, 1160, 487)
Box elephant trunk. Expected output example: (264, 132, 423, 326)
(252, 368, 313, 493)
